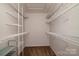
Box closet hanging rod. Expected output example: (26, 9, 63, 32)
(47, 4, 79, 23)
(8, 4, 28, 19)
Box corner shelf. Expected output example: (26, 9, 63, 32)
(0, 47, 15, 56)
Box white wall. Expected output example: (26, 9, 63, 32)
(0, 4, 18, 50)
(49, 4, 79, 56)
(0, 3, 24, 55)
(24, 13, 49, 47)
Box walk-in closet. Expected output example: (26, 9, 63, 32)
(0, 3, 79, 56)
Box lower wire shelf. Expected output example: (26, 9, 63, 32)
(6, 51, 16, 56)
(0, 46, 16, 56)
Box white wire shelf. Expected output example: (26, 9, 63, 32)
(0, 32, 29, 43)
(6, 24, 22, 27)
(46, 4, 79, 23)
(0, 47, 15, 56)
(46, 32, 79, 47)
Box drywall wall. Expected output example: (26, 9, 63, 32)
(0, 3, 24, 55)
(24, 13, 49, 47)
(0, 4, 18, 50)
(49, 4, 79, 55)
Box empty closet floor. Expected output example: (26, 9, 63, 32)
(20, 46, 56, 56)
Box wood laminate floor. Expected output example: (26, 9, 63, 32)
(20, 46, 56, 56)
